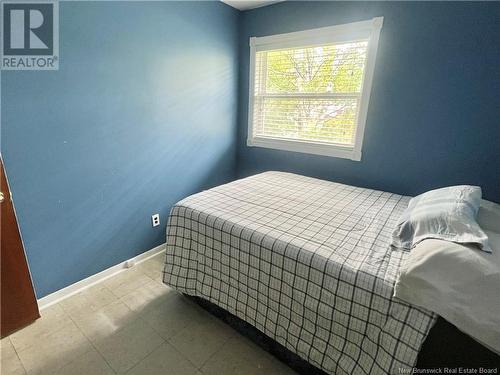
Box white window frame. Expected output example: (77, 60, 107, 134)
(247, 17, 383, 161)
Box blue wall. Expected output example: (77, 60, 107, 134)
(1, 1, 240, 298)
(3, 1, 500, 298)
(237, 2, 500, 202)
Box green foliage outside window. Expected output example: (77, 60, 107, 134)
(256, 42, 368, 145)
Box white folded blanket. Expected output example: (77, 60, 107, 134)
(394, 200, 500, 354)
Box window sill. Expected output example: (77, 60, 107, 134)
(247, 137, 361, 161)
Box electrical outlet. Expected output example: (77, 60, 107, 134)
(151, 214, 160, 227)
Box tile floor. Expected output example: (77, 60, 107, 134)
(1, 253, 297, 375)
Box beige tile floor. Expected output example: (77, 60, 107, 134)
(1, 253, 297, 375)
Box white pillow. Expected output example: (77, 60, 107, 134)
(394, 200, 500, 354)
(392, 185, 491, 253)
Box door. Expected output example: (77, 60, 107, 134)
(1, 157, 40, 337)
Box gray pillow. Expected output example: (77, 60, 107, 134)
(392, 185, 491, 253)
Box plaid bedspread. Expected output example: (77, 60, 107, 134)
(163, 172, 437, 374)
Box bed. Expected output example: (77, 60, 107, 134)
(163, 171, 442, 374)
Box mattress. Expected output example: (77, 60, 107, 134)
(163, 172, 437, 375)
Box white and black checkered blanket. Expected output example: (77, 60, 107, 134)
(163, 172, 437, 374)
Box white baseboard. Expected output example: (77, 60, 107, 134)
(37, 243, 166, 310)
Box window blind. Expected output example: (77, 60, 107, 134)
(252, 41, 369, 147)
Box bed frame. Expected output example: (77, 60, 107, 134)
(188, 296, 500, 373)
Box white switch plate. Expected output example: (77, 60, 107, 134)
(152, 214, 160, 227)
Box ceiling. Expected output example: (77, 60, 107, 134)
(222, 0, 285, 11)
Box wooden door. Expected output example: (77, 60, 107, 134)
(1, 157, 39, 337)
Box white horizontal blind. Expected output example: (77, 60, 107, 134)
(252, 41, 369, 147)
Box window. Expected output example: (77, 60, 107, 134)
(247, 17, 383, 161)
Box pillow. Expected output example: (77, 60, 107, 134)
(391, 185, 491, 253)
(478, 199, 500, 232)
